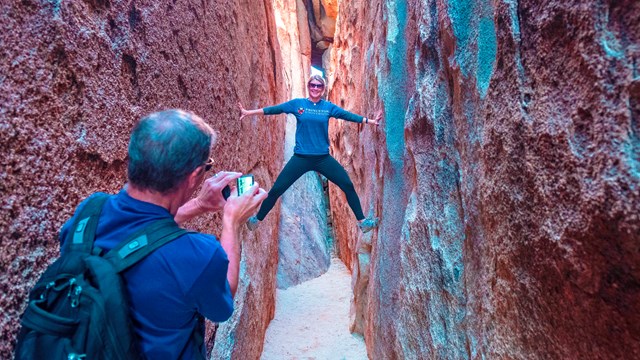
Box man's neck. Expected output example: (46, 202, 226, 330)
(126, 184, 184, 216)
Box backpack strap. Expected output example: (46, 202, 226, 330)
(192, 315, 206, 360)
(64, 193, 110, 254)
(103, 218, 189, 273)
(104, 218, 204, 359)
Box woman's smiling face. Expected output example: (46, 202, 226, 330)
(308, 79, 325, 99)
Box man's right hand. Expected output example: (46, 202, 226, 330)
(220, 183, 267, 297)
(223, 183, 267, 227)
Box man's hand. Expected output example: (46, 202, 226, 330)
(174, 171, 241, 225)
(220, 183, 267, 297)
(222, 183, 268, 227)
(194, 171, 242, 212)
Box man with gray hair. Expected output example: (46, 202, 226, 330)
(58, 109, 266, 358)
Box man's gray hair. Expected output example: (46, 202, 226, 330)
(128, 109, 214, 193)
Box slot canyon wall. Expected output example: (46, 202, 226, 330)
(327, 0, 640, 359)
(0, 0, 287, 358)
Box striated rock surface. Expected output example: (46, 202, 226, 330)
(328, 0, 640, 359)
(0, 0, 286, 358)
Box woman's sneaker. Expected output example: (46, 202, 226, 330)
(358, 217, 379, 233)
(246, 216, 260, 231)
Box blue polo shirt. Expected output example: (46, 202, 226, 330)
(59, 190, 233, 359)
(263, 98, 363, 155)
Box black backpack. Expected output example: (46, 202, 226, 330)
(15, 193, 189, 359)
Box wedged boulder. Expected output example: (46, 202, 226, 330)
(276, 170, 331, 289)
(300, 0, 339, 67)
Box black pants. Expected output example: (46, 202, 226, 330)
(256, 154, 365, 221)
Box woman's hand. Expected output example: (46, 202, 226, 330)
(238, 102, 249, 120)
(238, 102, 264, 120)
(366, 109, 383, 127)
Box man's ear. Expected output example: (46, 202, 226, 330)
(186, 166, 204, 189)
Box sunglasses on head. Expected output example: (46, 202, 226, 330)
(308, 83, 325, 89)
(203, 158, 214, 172)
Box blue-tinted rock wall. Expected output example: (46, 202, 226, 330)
(328, 0, 640, 358)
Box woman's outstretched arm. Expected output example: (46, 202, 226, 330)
(331, 105, 383, 127)
(362, 109, 383, 127)
(238, 101, 296, 120)
(238, 102, 264, 120)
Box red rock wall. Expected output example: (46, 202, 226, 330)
(0, 0, 286, 358)
(328, 0, 640, 359)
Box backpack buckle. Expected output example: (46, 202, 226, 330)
(67, 279, 83, 308)
(39, 281, 56, 300)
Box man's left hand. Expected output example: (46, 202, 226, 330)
(194, 171, 242, 212)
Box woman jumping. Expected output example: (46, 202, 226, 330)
(239, 74, 380, 233)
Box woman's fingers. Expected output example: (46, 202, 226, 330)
(238, 102, 247, 120)
(374, 109, 383, 121)
(373, 109, 383, 127)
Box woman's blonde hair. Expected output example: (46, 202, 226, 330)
(307, 75, 326, 87)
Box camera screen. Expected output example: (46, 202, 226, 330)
(237, 175, 254, 196)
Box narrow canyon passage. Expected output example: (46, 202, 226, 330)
(261, 257, 367, 359)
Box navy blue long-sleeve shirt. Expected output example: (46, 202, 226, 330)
(263, 98, 363, 155)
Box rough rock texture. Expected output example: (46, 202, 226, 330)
(0, 0, 286, 358)
(328, 0, 640, 359)
(270, 0, 331, 290)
